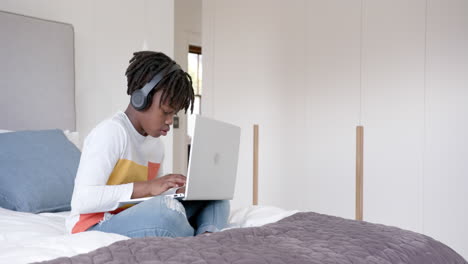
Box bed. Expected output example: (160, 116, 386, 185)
(0, 203, 296, 263)
(1, 9, 467, 264)
(0, 192, 466, 264)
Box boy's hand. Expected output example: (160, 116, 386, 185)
(176, 186, 186, 194)
(149, 174, 186, 196)
(132, 174, 186, 198)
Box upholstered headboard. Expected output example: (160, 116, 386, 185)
(0, 10, 75, 131)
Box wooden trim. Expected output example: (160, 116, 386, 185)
(253, 124, 259, 205)
(189, 45, 202, 54)
(356, 126, 364, 221)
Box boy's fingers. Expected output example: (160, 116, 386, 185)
(163, 174, 186, 180)
(169, 174, 186, 183)
(173, 174, 186, 180)
(166, 178, 185, 185)
(164, 181, 178, 189)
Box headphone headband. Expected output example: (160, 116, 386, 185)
(131, 63, 181, 111)
(139, 64, 181, 96)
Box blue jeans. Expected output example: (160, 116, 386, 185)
(87, 196, 230, 238)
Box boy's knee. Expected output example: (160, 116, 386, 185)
(160, 197, 193, 236)
(136, 196, 193, 237)
(162, 196, 186, 215)
(139, 196, 187, 221)
(145, 196, 185, 213)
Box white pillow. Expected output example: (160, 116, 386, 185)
(62, 130, 81, 150)
(0, 129, 81, 150)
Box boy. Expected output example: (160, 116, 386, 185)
(66, 51, 229, 237)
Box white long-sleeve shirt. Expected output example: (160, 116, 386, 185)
(66, 111, 165, 234)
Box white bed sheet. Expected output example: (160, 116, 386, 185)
(0, 205, 297, 263)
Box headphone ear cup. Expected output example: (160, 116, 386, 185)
(131, 90, 147, 111)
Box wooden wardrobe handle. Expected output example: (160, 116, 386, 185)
(253, 124, 259, 206)
(356, 126, 364, 221)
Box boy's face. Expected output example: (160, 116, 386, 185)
(140, 90, 177, 138)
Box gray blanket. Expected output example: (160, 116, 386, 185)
(40, 212, 467, 264)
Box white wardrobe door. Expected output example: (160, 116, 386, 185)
(362, 0, 426, 232)
(202, 0, 309, 210)
(304, 0, 361, 219)
(202, 0, 361, 215)
(424, 0, 468, 259)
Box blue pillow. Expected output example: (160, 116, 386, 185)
(0, 129, 80, 213)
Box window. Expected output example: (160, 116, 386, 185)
(187, 45, 202, 138)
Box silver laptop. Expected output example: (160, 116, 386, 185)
(169, 115, 241, 201)
(118, 115, 240, 207)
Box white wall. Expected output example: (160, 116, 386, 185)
(0, 0, 175, 171)
(203, 0, 468, 259)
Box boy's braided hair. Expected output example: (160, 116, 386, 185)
(126, 51, 194, 113)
